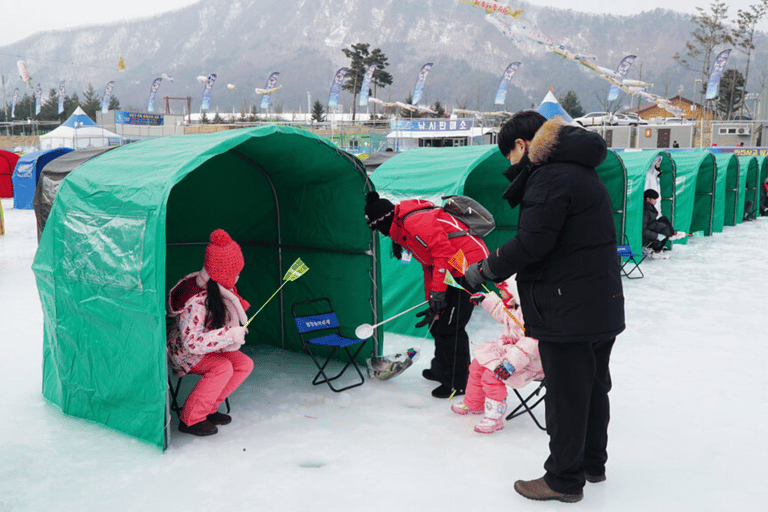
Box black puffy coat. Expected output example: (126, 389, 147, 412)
(486, 117, 625, 343)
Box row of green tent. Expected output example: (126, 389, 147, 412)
(30, 126, 766, 450)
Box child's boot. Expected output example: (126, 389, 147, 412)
(474, 397, 507, 434)
(451, 400, 483, 415)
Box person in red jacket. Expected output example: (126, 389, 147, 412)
(364, 191, 489, 398)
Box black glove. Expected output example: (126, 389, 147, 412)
(493, 360, 514, 381)
(414, 307, 437, 328)
(463, 259, 501, 292)
(428, 290, 447, 313)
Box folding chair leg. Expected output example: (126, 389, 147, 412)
(505, 384, 546, 431)
(308, 343, 367, 393)
(168, 375, 231, 418)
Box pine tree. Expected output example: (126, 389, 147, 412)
(311, 99, 325, 123)
(432, 100, 445, 118)
(341, 43, 370, 121)
(559, 90, 585, 118)
(717, 69, 745, 119)
(81, 83, 101, 119)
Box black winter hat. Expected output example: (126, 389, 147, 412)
(364, 191, 395, 235)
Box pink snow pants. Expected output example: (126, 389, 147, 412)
(463, 359, 508, 410)
(180, 350, 254, 426)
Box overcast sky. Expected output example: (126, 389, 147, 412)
(0, 0, 766, 47)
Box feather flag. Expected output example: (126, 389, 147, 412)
(606, 55, 637, 101)
(705, 49, 732, 100)
(35, 84, 42, 115)
(57, 81, 66, 115)
(328, 67, 348, 108)
(259, 72, 280, 109)
(494, 62, 520, 105)
(11, 88, 19, 118)
(201, 73, 217, 111)
(101, 81, 115, 114)
(358, 65, 377, 107)
(147, 78, 162, 113)
(411, 63, 433, 105)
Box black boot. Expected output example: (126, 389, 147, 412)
(422, 369, 440, 382)
(179, 419, 218, 436)
(207, 412, 232, 425)
(431, 384, 465, 399)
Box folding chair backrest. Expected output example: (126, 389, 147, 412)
(294, 312, 340, 334)
(616, 244, 632, 258)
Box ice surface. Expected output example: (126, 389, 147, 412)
(1, 197, 767, 511)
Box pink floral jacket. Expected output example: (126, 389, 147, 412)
(166, 273, 247, 376)
(472, 292, 544, 388)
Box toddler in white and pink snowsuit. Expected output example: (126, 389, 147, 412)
(451, 282, 544, 434)
(167, 229, 254, 436)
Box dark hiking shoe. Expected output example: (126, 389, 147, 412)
(585, 473, 606, 483)
(207, 412, 232, 425)
(422, 369, 440, 382)
(431, 384, 465, 399)
(179, 420, 218, 436)
(514, 477, 583, 503)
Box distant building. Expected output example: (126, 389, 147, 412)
(627, 96, 716, 122)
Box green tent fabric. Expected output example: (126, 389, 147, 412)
(738, 156, 759, 221)
(711, 153, 735, 232)
(724, 155, 748, 226)
(31, 126, 381, 450)
(370, 145, 513, 337)
(604, 150, 673, 252)
(668, 151, 715, 242)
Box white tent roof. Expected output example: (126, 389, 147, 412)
(40, 107, 122, 150)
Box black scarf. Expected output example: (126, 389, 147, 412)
(501, 153, 536, 209)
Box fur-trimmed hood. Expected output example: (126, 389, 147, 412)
(528, 116, 607, 169)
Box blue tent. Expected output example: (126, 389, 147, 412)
(537, 89, 574, 123)
(12, 148, 74, 209)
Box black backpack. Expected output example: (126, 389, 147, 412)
(402, 195, 495, 238)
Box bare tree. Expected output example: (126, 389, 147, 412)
(733, 1, 768, 118)
(673, 1, 731, 98)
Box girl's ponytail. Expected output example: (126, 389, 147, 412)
(205, 279, 227, 330)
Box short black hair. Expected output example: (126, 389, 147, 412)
(644, 189, 660, 200)
(498, 110, 547, 157)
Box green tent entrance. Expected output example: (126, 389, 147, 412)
(667, 151, 716, 243)
(738, 156, 759, 221)
(603, 150, 674, 252)
(711, 153, 733, 233)
(32, 126, 381, 450)
(725, 156, 749, 226)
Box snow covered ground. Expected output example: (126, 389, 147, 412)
(1, 197, 766, 511)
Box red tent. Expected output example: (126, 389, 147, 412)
(0, 150, 20, 198)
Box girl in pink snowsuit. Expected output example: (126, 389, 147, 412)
(167, 229, 254, 436)
(451, 282, 544, 434)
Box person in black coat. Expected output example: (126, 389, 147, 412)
(642, 189, 685, 254)
(462, 112, 625, 503)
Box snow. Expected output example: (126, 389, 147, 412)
(1, 196, 767, 511)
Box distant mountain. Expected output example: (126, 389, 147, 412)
(2, 0, 766, 116)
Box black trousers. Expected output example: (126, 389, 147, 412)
(538, 337, 616, 495)
(428, 286, 473, 391)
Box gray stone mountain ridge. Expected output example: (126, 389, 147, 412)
(2, 0, 765, 116)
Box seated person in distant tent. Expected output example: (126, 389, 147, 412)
(643, 189, 685, 257)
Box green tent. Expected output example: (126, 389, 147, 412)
(668, 151, 716, 242)
(605, 150, 674, 252)
(31, 126, 381, 450)
(711, 153, 735, 233)
(370, 145, 510, 337)
(724, 155, 749, 226)
(738, 155, 759, 220)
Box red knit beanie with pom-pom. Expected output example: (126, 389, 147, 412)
(204, 229, 244, 289)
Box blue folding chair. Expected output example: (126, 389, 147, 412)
(617, 236, 647, 279)
(292, 298, 368, 392)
